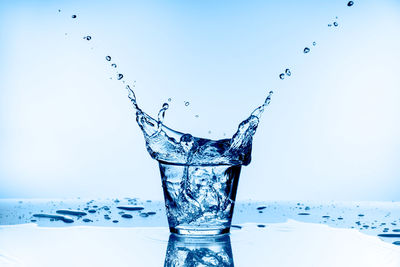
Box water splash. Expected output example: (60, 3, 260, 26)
(303, 47, 310, 53)
(347, 1, 354, 7)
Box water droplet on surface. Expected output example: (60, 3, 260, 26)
(72, 15, 77, 19)
(88, 209, 96, 213)
(333, 22, 338, 27)
(82, 218, 92, 223)
(298, 213, 310, 216)
(328, 24, 332, 27)
(184, 101, 190, 107)
(231, 225, 242, 229)
(106, 56, 111, 61)
(56, 210, 87, 217)
(147, 212, 156, 215)
(121, 214, 133, 219)
(303, 47, 310, 53)
(112, 220, 119, 223)
(257, 224, 266, 228)
(111, 63, 117, 68)
(117, 206, 144, 211)
(312, 41, 316, 46)
(285, 68, 291, 76)
(117, 73, 123, 80)
(393, 241, 400, 246)
(347, 1, 354, 6)
(279, 73, 285, 80)
(140, 213, 149, 218)
(257, 206, 267, 210)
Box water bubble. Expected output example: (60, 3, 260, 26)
(347, 1, 354, 6)
(285, 68, 291, 76)
(257, 224, 266, 228)
(72, 15, 77, 19)
(184, 101, 190, 107)
(312, 41, 316, 46)
(118, 73, 123, 80)
(111, 63, 117, 68)
(279, 73, 285, 80)
(303, 47, 310, 53)
(106, 56, 111, 61)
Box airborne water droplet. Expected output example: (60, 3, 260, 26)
(195, 114, 199, 118)
(111, 63, 117, 68)
(347, 1, 354, 7)
(333, 22, 338, 27)
(163, 103, 169, 109)
(168, 98, 171, 102)
(72, 15, 77, 19)
(83, 36, 91, 41)
(184, 101, 190, 107)
(312, 41, 316, 46)
(285, 68, 291, 76)
(118, 73, 123, 80)
(279, 73, 285, 80)
(303, 47, 310, 53)
(106, 56, 111, 61)
(328, 24, 332, 27)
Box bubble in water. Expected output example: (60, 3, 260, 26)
(106, 56, 111, 61)
(83, 36, 91, 41)
(118, 73, 123, 80)
(72, 15, 77, 19)
(347, 1, 354, 6)
(184, 101, 190, 107)
(312, 41, 316, 46)
(111, 63, 117, 68)
(279, 73, 285, 80)
(333, 22, 338, 27)
(303, 47, 310, 53)
(285, 68, 291, 76)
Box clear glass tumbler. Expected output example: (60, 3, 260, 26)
(159, 162, 241, 235)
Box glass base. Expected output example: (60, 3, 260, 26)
(170, 227, 230, 236)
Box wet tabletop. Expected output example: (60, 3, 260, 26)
(1, 199, 400, 266)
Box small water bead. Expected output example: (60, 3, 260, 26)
(184, 101, 190, 107)
(279, 73, 285, 80)
(347, 1, 354, 6)
(72, 15, 77, 19)
(328, 24, 332, 27)
(58, 9, 61, 12)
(162, 103, 169, 109)
(195, 114, 199, 118)
(285, 68, 291, 76)
(312, 41, 317, 46)
(303, 47, 310, 53)
(121, 214, 133, 219)
(83, 36, 91, 41)
(333, 22, 338, 27)
(111, 63, 117, 68)
(106, 56, 111, 61)
(117, 206, 144, 211)
(118, 73, 123, 80)
(82, 218, 92, 223)
(168, 98, 171, 102)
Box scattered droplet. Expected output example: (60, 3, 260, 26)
(147, 212, 156, 215)
(83, 36, 91, 41)
(328, 24, 332, 27)
(106, 56, 111, 61)
(121, 214, 133, 219)
(347, 1, 354, 7)
(378, 234, 400, 238)
(231, 225, 242, 229)
(257, 206, 267, 210)
(140, 213, 149, 218)
(285, 68, 291, 76)
(393, 229, 400, 232)
(33, 214, 74, 223)
(393, 241, 400, 246)
(195, 115, 199, 118)
(312, 41, 316, 46)
(303, 47, 310, 53)
(58, 9, 61, 12)
(118, 73, 123, 80)
(304, 206, 310, 210)
(298, 213, 310, 216)
(163, 103, 169, 109)
(117, 206, 144, 211)
(111, 63, 117, 68)
(208, 130, 211, 134)
(184, 101, 190, 107)
(88, 209, 96, 213)
(279, 73, 285, 80)
(104, 214, 111, 220)
(72, 15, 77, 19)
(56, 210, 87, 217)
(112, 220, 119, 223)
(257, 224, 266, 228)
(168, 98, 171, 102)
(82, 218, 92, 223)
(333, 22, 338, 27)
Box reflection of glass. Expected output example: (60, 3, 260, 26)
(164, 234, 234, 267)
(160, 163, 241, 235)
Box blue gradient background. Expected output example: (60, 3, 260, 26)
(0, 0, 399, 200)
